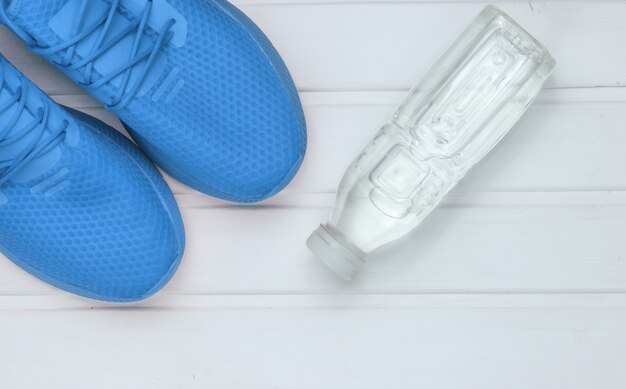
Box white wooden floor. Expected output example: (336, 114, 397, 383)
(1, 1, 626, 388)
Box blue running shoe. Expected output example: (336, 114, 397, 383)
(1, 0, 307, 203)
(0, 54, 184, 302)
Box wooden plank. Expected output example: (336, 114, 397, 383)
(294, 89, 626, 194)
(51, 87, 626, 194)
(1, 192, 625, 295)
(3, 293, 626, 310)
(138, 198, 626, 294)
(0, 295, 625, 389)
(247, 1, 626, 90)
(2, 2, 625, 92)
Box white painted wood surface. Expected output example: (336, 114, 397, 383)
(1, 1, 625, 388)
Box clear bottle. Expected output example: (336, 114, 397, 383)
(307, 5, 556, 280)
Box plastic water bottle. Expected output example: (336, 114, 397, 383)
(307, 5, 556, 280)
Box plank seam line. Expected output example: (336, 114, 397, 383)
(4, 290, 626, 297)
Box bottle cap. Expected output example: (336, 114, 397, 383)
(306, 225, 366, 280)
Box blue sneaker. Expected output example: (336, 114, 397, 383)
(0, 55, 184, 302)
(1, 0, 307, 203)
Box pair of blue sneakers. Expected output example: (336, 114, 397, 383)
(0, 0, 306, 301)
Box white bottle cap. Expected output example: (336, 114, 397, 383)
(306, 225, 366, 280)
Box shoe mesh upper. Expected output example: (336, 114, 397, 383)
(0, 58, 184, 301)
(8, 0, 307, 202)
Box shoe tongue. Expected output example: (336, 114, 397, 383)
(6, 0, 172, 106)
(0, 63, 62, 184)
